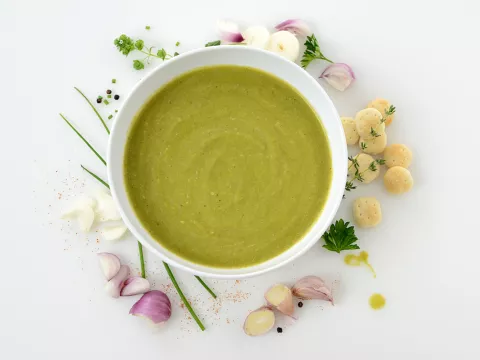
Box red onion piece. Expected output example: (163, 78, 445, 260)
(129, 290, 172, 324)
(217, 20, 245, 43)
(105, 265, 130, 298)
(320, 63, 356, 91)
(275, 19, 311, 37)
(121, 277, 150, 296)
(97, 253, 121, 281)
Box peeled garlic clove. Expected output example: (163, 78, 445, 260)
(243, 307, 275, 336)
(217, 19, 245, 43)
(266, 31, 300, 62)
(121, 277, 150, 296)
(320, 63, 356, 91)
(130, 290, 172, 324)
(265, 284, 294, 316)
(95, 190, 121, 222)
(61, 197, 96, 232)
(242, 26, 270, 48)
(105, 265, 130, 298)
(97, 253, 121, 281)
(100, 224, 128, 241)
(274, 19, 311, 36)
(292, 276, 334, 305)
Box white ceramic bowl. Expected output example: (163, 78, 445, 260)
(107, 46, 347, 279)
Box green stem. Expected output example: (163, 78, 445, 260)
(194, 276, 217, 299)
(139, 49, 161, 58)
(138, 242, 146, 279)
(60, 114, 106, 165)
(74, 87, 110, 135)
(81, 165, 109, 189)
(163, 262, 205, 331)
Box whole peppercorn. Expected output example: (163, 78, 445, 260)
(114, 94, 120, 100)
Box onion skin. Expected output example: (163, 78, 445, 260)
(275, 19, 311, 36)
(291, 276, 334, 305)
(129, 290, 172, 324)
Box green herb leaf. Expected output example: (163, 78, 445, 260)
(133, 59, 145, 70)
(111, 78, 117, 84)
(370, 127, 381, 138)
(108, 114, 113, 120)
(174, 51, 179, 57)
(345, 181, 356, 192)
(145, 25, 151, 30)
(301, 34, 333, 69)
(376, 159, 386, 165)
(205, 40, 221, 47)
(156, 48, 167, 60)
(103, 99, 110, 105)
(175, 41, 180, 47)
(114, 34, 135, 56)
(360, 142, 367, 150)
(135, 39, 144, 51)
(322, 219, 360, 253)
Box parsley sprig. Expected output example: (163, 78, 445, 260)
(301, 34, 333, 69)
(322, 219, 360, 253)
(114, 34, 173, 70)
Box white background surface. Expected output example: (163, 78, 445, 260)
(2, 0, 480, 358)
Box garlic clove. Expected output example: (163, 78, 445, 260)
(105, 265, 130, 298)
(217, 20, 245, 43)
(242, 26, 270, 48)
(121, 277, 150, 296)
(264, 284, 294, 316)
(97, 253, 121, 281)
(291, 276, 334, 304)
(243, 307, 275, 336)
(130, 290, 172, 324)
(320, 63, 356, 91)
(266, 31, 300, 62)
(61, 197, 96, 232)
(274, 19, 311, 37)
(100, 224, 128, 241)
(95, 190, 121, 222)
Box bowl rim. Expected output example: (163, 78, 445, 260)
(107, 45, 347, 279)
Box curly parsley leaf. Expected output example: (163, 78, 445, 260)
(301, 34, 333, 69)
(133, 59, 145, 70)
(322, 219, 360, 253)
(114, 34, 135, 56)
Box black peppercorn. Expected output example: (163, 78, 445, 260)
(106, 89, 112, 94)
(298, 302, 304, 308)
(114, 94, 120, 100)
(276, 327, 283, 333)
(96, 97, 102, 104)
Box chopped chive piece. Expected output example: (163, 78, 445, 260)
(104, 99, 109, 105)
(81, 165, 110, 189)
(115, 109, 118, 113)
(97, 95, 103, 100)
(74, 87, 110, 135)
(59, 114, 106, 165)
(108, 115, 113, 120)
(175, 41, 180, 46)
(145, 25, 150, 30)
(194, 276, 217, 299)
(112, 79, 116, 84)
(174, 52, 179, 57)
(107, 94, 112, 99)
(163, 262, 205, 331)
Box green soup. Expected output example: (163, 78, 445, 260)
(124, 65, 332, 268)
